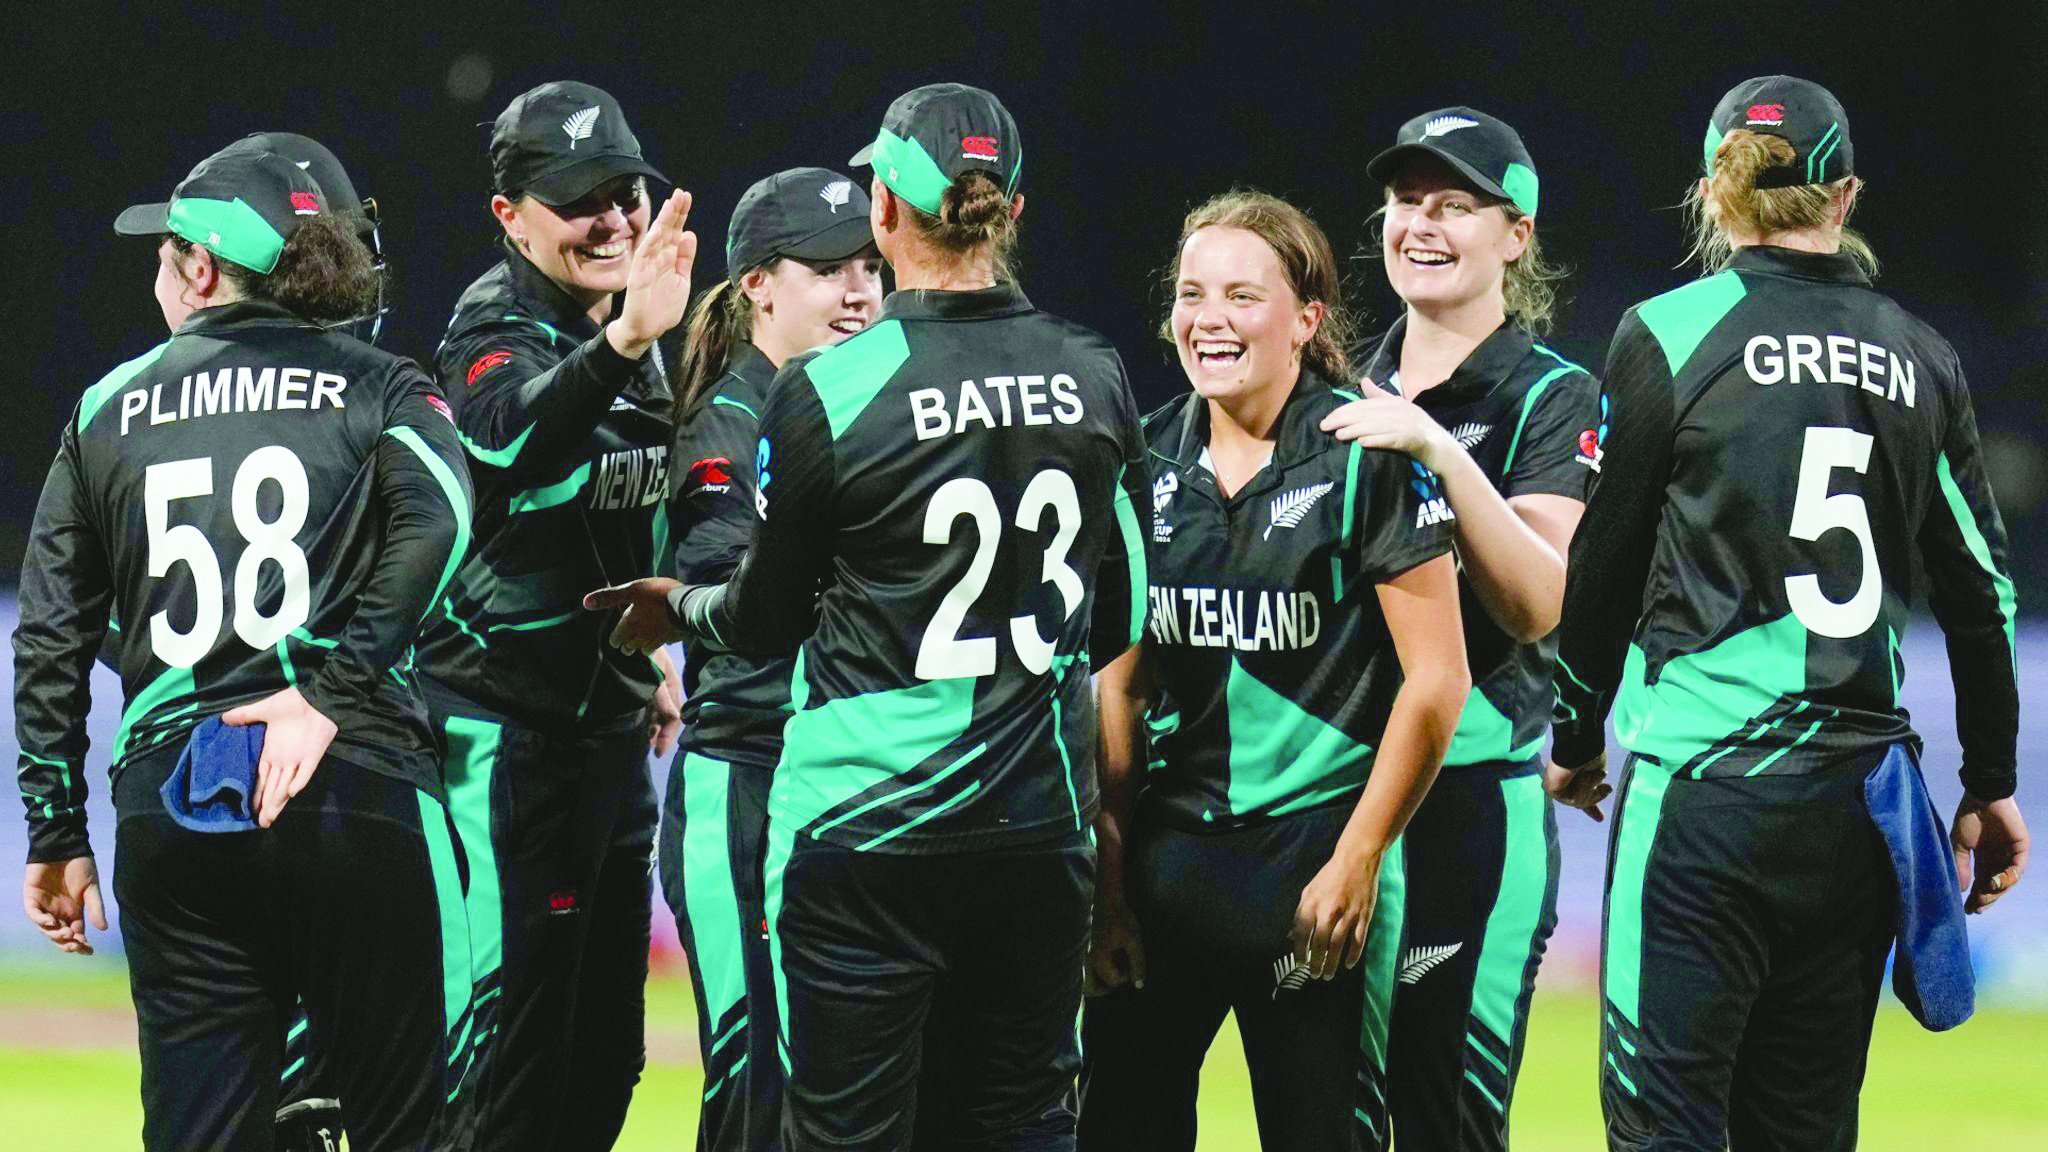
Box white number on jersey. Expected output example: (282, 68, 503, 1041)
(145, 449, 313, 667)
(1784, 426, 1880, 638)
(916, 469, 1086, 679)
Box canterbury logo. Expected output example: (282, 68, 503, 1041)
(819, 180, 853, 212)
(1265, 481, 1335, 539)
(1398, 942, 1463, 984)
(1271, 953, 1311, 997)
(562, 106, 601, 148)
(1450, 422, 1492, 450)
(1422, 115, 1480, 138)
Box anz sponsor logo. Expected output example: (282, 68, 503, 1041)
(588, 445, 668, 512)
(1411, 460, 1455, 529)
(1147, 584, 1321, 651)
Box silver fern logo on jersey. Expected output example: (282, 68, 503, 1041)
(1265, 481, 1335, 539)
(1422, 115, 1480, 139)
(819, 180, 853, 212)
(1398, 942, 1464, 984)
(1271, 953, 1312, 997)
(562, 106, 601, 148)
(1450, 422, 1492, 451)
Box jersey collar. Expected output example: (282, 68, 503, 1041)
(175, 297, 313, 336)
(878, 281, 1035, 323)
(727, 341, 778, 391)
(1154, 367, 1345, 474)
(500, 241, 608, 338)
(1727, 245, 1873, 286)
(1357, 314, 1534, 405)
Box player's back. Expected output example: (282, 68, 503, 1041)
(1610, 245, 1990, 776)
(67, 302, 462, 784)
(770, 283, 1147, 852)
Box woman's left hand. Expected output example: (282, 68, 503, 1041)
(1318, 379, 1456, 472)
(1292, 845, 1383, 981)
(584, 577, 684, 656)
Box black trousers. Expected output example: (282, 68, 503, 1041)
(769, 829, 1095, 1152)
(1600, 754, 1896, 1151)
(431, 687, 658, 1152)
(1078, 803, 1405, 1152)
(114, 745, 460, 1151)
(1390, 762, 1560, 1151)
(660, 748, 783, 1152)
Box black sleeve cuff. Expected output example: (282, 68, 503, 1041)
(1550, 725, 1606, 770)
(27, 817, 91, 864)
(1960, 763, 2018, 803)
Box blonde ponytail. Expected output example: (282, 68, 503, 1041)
(1685, 128, 1876, 275)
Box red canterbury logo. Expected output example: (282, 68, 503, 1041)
(288, 191, 321, 214)
(1745, 103, 1786, 126)
(467, 350, 514, 386)
(1579, 428, 1600, 458)
(961, 135, 999, 162)
(687, 456, 734, 490)
(548, 890, 579, 914)
(425, 394, 454, 424)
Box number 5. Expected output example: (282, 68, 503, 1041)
(1785, 426, 1879, 638)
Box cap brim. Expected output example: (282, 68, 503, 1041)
(113, 202, 171, 236)
(525, 154, 670, 206)
(779, 215, 878, 263)
(1364, 142, 1512, 203)
(847, 141, 876, 168)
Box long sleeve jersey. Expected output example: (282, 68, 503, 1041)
(416, 248, 674, 730)
(670, 283, 1151, 853)
(1552, 246, 2020, 799)
(14, 299, 472, 861)
(667, 343, 793, 766)
(1356, 317, 1600, 769)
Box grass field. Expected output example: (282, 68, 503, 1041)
(3, 965, 2044, 1149)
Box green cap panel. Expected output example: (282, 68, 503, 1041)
(1501, 162, 1539, 216)
(1703, 121, 1726, 175)
(168, 196, 287, 274)
(867, 129, 952, 216)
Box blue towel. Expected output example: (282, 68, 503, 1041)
(1863, 743, 1973, 1031)
(159, 716, 266, 833)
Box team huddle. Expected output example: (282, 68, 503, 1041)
(12, 72, 2027, 1152)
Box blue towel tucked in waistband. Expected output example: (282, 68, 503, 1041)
(158, 716, 267, 833)
(1864, 742, 1973, 1032)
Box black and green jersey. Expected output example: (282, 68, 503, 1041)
(1138, 370, 1458, 828)
(14, 299, 473, 861)
(668, 342, 790, 765)
(671, 283, 1150, 853)
(1553, 247, 2020, 799)
(418, 248, 673, 729)
(1357, 317, 1600, 768)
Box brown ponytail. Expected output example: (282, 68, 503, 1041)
(1160, 190, 1355, 383)
(673, 278, 755, 424)
(901, 170, 1021, 284)
(1685, 128, 1877, 275)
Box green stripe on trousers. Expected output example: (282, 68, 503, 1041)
(417, 790, 474, 1097)
(1357, 837, 1409, 1143)
(443, 717, 506, 987)
(680, 752, 749, 1076)
(1604, 759, 1674, 1028)
(1466, 773, 1552, 1105)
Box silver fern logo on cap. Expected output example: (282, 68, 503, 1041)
(819, 180, 853, 213)
(562, 105, 601, 149)
(1265, 481, 1336, 540)
(1421, 115, 1480, 139)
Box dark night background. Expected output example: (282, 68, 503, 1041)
(5, 1, 2043, 595)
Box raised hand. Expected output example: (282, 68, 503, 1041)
(607, 190, 699, 359)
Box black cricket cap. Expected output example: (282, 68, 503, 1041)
(223, 133, 366, 218)
(1707, 76, 1852, 188)
(727, 168, 876, 275)
(490, 81, 667, 206)
(849, 83, 1021, 216)
(1366, 107, 1540, 217)
(113, 145, 327, 275)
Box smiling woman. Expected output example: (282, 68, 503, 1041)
(409, 78, 699, 1150)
